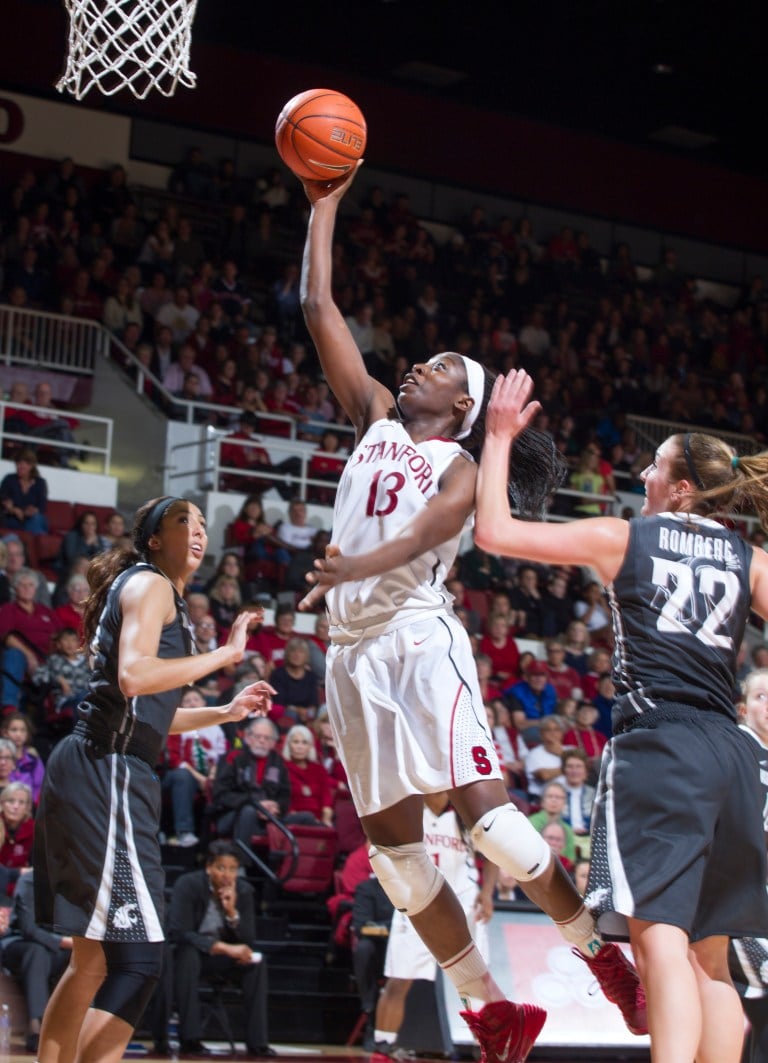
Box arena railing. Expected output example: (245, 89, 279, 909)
(0, 399, 114, 473)
(190, 431, 344, 501)
(173, 432, 617, 520)
(111, 334, 356, 444)
(626, 414, 761, 458)
(624, 413, 766, 545)
(0, 317, 626, 514)
(4, 311, 764, 542)
(0, 305, 108, 372)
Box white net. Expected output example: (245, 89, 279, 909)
(57, 0, 198, 100)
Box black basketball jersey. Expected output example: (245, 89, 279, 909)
(608, 513, 752, 727)
(77, 562, 193, 763)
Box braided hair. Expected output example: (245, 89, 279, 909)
(463, 365, 567, 519)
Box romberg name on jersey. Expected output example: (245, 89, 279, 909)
(658, 525, 738, 565)
(354, 438, 436, 494)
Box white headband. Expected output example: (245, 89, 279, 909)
(417, 355, 484, 440)
(455, 356, 485, 440)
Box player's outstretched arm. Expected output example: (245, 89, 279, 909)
(300, 166, 391, 433)
(169, 680, 277, 733)
(476, 371, 629, 583)
(119, 580, 264, 696)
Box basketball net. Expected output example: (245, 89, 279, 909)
(56, 0, 198, 100)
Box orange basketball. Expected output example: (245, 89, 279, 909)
(275, 88, 367, 181)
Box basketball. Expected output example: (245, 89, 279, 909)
(275, 89, 367, 181)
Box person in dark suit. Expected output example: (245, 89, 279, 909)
(0, 871, 71, 1053)
(167, 840, 272, 1059)
(210, 717, 291, 848)
(349, 873, 394, 1026)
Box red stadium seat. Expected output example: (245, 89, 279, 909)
(73, 502, 118, 529)
(46, 500, 75, 535)
(466, 589, 491, 624)
(34, 532, 64, 579)
(333, 796, 366, 857)
(266, 823, 338, 895)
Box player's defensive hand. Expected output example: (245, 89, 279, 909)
(485, 370, 541, 442)
(227, 680, 276, 722)
(224, 607, 264, 662)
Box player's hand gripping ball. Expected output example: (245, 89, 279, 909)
(275, 88, 366, 180)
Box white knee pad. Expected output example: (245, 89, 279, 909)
(470, 802, 552, 882)
(368, 841, 445, 916)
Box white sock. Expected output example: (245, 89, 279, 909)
(554, 903, 603, 957)
(373, 1030, 397, 1046)
(439, 941, 505, 1010)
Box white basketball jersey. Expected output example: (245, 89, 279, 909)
(424, 805, 479, 903)
(327, 419, 473, 637)
(384, 803, 485, 981)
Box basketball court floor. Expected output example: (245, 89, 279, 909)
(0, 1036, 651, 1061)
(130, 1041, 651, 1062)
(158, 1041, 648, 1062)
(0, 1033, 650, 1058)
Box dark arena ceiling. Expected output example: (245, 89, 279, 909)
(192, 0, 767, 180)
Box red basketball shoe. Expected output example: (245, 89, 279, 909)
(574, 943, 648, 1035)
(460, 1000, 547, 1063)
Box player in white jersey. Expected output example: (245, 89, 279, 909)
(298, 165, 645, 1063)
(384, 793, 492, 981)
(372, 793, 494, 1059)
(327, 420, 467, 633)
(476, 371, 768, 1062)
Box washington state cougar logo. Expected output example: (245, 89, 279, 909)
(111, 903, 139, 930)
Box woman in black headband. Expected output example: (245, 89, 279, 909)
(34, 496, 275, 1063)
(476, 373, 768, 1063)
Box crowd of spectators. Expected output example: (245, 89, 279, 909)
(4, 151, 768, 476)
(2, 160, 767, 703)
(2, 480, 761, 864)
(3, 146, 768, 1044)
(2, 142, 768, 840)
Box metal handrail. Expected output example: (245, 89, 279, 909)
(3, 309, 763, 535)
(164, 427, 626, 516)
(232, 800, 299, 885)
(0, 399, 113, 473)
(626, 413, 761, 456)
(0, 305, 107, 372)
(109, 333, 356, 444)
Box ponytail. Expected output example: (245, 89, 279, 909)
(671, 433, 768, 529)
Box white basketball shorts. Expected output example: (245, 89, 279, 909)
(325, 611, 502, 817)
